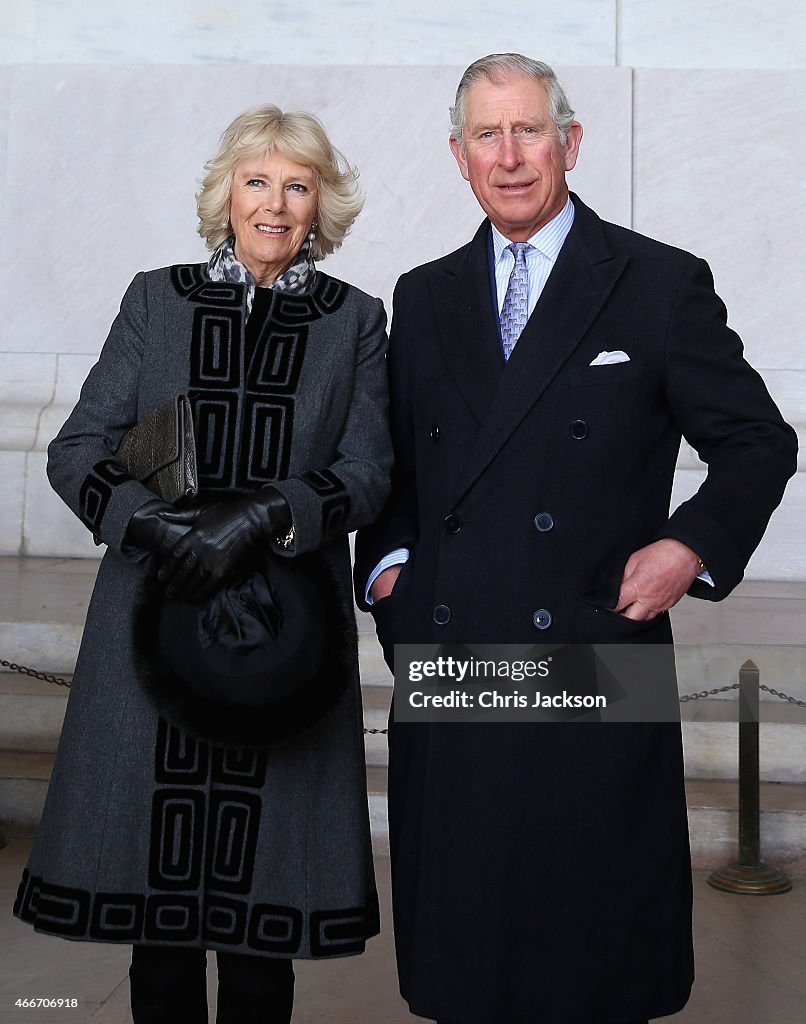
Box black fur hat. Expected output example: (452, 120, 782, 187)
(133, 550, 356, 746)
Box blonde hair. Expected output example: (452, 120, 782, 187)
(197, 104, 364, 260)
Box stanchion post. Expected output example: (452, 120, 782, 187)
(708, 660, 791, 895)
(737, 660, 761, 867)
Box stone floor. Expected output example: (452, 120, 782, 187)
(0, 838, 804, 1024)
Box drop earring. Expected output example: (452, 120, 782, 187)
(308, 220, 317, 244)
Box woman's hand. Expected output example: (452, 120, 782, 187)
(125, 500, 216, 560)
(157, 488, 292, 600)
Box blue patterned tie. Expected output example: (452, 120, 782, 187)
(500, 242, 533, 360)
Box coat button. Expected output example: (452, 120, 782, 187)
(433, 604, 452, 625)
(534, 512, 554, 533)
(570, 419, 589, 439)
(430, 424, 440, 442)
(443, 514, 462, 534)
(532, 608, 552, 629)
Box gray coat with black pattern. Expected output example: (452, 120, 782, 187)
(14, 264, 392, 959)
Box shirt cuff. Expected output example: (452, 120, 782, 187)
(697, 568, 715, 587)
(365, 548, 410, 605)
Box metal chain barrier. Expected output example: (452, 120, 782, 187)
(0, 658, 72, 689)
(679, 682, 739, 702)
(4, 657, 806, 725)
(758, 683, 806, 708)
(1, 656, 389, 732)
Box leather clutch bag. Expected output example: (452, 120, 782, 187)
(117, 394, 198, 504)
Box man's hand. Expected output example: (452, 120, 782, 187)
(370, 565, 402, 603)
(614, 538, 703, 621)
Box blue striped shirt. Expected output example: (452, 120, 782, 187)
(491, 194, 575, 318)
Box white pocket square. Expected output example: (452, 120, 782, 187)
(589, 350, 630, 366)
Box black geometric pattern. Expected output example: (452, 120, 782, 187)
(310, 899, 381, 956)
(170, 264, 206, 297)
(203, 896, 248, 945)
(190, 309, 242, 388)
(20, 877, 90, 938)
(212, 747, 267, 788)
(90, 893, 145, 940)
(300, 469, 352, 539)
(246, 328, 306, 393)
(299, 468, 344, 496)
(241, 396, 295, 483)
(189, 392, 238, 487)
(78, 458, 131, 532)
(204, 792, 261, 895)
(155, 720, 209, 784)
(78, 475, 111, 532)
(144, 896, 199, 942)
(148, 789, 205, 891)
(248, 903, 304, 954)
(314, 276, 350, 314)
(14, 867, 374, 954)
(170, 266, 348, 495)
(94, 459, 132, 485)
(322, 495, 352, 538)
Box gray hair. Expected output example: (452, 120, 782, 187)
(449, 53, 576, 149)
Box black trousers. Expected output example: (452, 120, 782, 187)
(129, 944, 294, 1024)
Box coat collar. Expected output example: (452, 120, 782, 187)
(439, 193, 629, 506)
(429, 220, 504, 423)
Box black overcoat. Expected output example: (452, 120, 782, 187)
(355, 195, 797, 1022)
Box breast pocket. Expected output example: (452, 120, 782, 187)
(568, 358, 644, 387)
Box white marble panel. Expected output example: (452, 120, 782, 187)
(34, 353, 98, 451)
(0, 4, 36, 63)
(671, 469, 806, 581)
(0, 68, 11, 219)
(633, 70, 806, 370)
(0, 353, 55, 451)
(619, 0, 806, 69)
(0, 353, 53, 445)
(3, 64, 631, 356)
(22, 451, 99, 557)
(33, 0, 614, 65)
(0, 452, 25, 554)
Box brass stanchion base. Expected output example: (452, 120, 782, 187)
(707, 862, 792, 895)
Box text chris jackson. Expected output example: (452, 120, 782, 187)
(407, 690, 607, 709)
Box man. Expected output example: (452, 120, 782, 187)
(355, 54, 797, 1024)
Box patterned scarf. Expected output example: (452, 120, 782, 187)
(207, 235, 316, 314)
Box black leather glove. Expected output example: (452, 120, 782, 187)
(157, 487, 292, 600)
(124, 500, 217, 560)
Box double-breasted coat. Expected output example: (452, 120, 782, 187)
(355, 195, 797, 1022)
(15, 264, 392, 959)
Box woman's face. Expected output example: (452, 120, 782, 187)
(229, 151, 318, 286)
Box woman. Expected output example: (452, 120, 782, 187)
(14, 105, 392, 1024)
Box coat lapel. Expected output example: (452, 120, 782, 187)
(450, 196, 628, 506)
(430, 222, 503, 423)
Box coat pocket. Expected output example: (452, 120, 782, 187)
(568, 358, 644, 387)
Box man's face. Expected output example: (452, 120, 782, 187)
(450, 73, 582, 241)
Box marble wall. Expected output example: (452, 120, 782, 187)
(1, 1, 804, 576)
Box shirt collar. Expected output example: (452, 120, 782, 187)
(491, 194, 575, 264)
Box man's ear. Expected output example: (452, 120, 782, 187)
(450, 136, 471, 182)
(563, 122, 583, 172)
